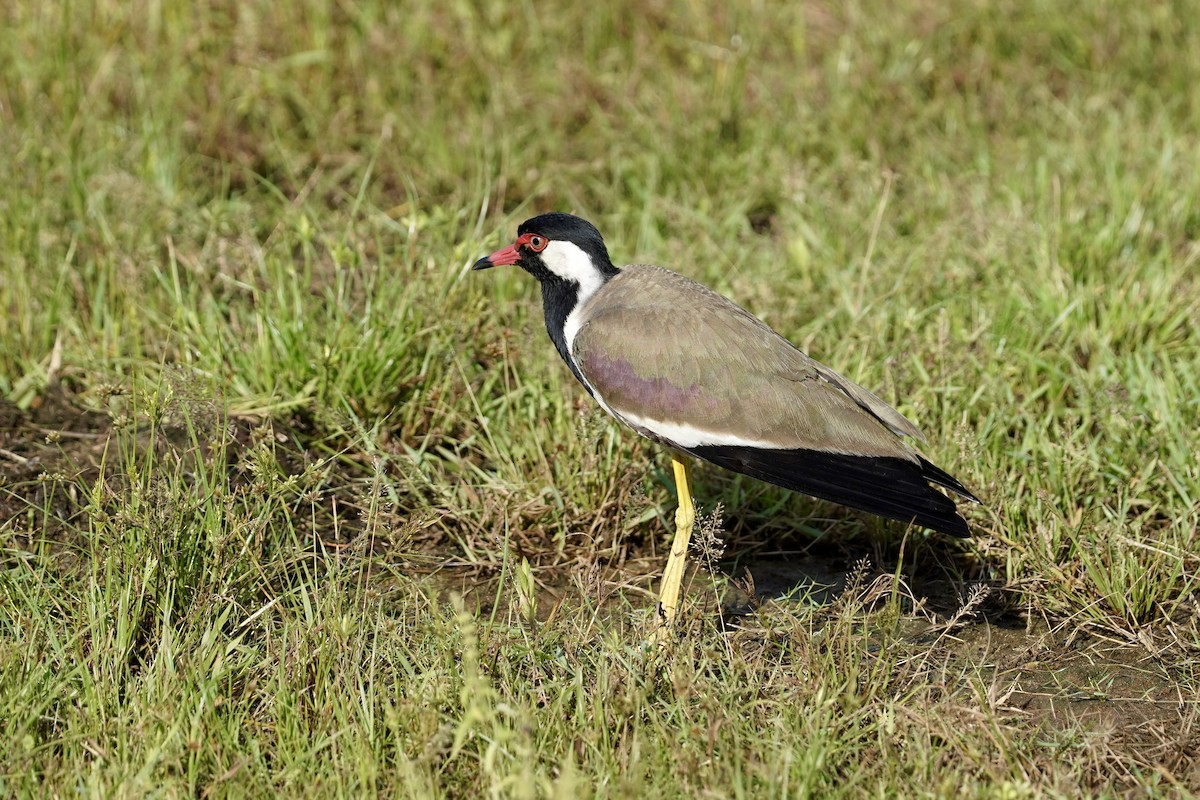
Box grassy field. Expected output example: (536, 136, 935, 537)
(2, 0, 1199, 796)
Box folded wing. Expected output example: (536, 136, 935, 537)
(571, 265, 978, 536)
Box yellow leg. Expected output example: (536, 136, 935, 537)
(655, 457, 695, 640)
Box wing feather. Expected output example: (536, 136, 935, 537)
(572, 266, 922, 457)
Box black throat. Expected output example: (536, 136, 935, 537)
(541, 278, 582, 377)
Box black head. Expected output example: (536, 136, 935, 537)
(472, 212, 621, 384)
(471, 212, 619, 285)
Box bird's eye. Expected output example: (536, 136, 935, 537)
(528, 235, 548, 252)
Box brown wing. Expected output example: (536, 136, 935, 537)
(571, 265, 922, 458)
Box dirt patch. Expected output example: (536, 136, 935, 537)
(948, 619, 1198, 777)
(0, 386, 370, 554)
(0, 389, 112, 548)
(728, 552, 1199, 787)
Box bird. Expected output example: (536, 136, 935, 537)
(473, 212, 980, 635)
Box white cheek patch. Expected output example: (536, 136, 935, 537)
(542, 240, 605, 352)
(542, 240, 603, 293)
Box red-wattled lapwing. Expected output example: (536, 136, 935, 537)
(473, 212, 980, 634)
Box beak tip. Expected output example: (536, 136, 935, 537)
(472, 243, 521, 271)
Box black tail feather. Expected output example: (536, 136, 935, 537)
(688, 445, 977, 538)
(915, 455, 982, 505)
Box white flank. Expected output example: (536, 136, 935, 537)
(613, 408, 789, 449)
(616, 403, 900, 459)
(582, 390, 789, 450)
(540, 240, 606, 352)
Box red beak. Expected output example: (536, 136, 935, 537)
(472, 243, 521, 271)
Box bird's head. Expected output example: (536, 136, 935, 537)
(472, 212, 619, 286)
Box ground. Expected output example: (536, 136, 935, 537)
(2, 1, 1199, 797)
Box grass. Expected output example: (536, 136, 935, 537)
(2, 0, 1199, 796)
